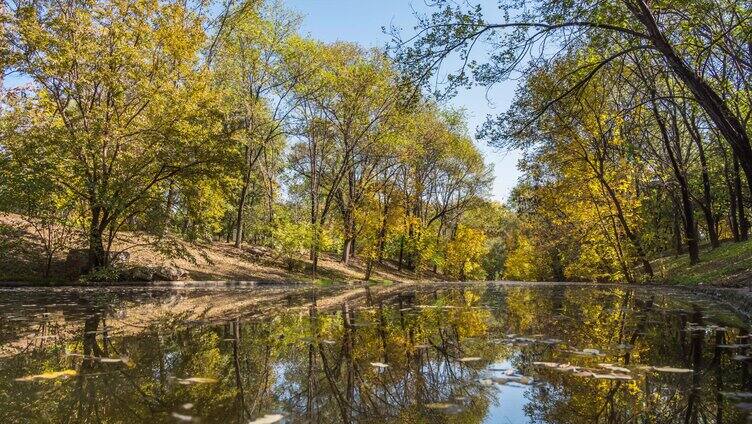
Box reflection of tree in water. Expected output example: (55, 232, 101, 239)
(1, 286, 751, 423)
(272, 289, 505, 423)
(509, 288, 751, 423)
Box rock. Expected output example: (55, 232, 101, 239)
(127, 266, 156, 282)
(64, 249, 90, 277)
(248, 246, 272, 259)
(154, 265, 190, 281)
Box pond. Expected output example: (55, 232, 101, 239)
(0, 283, 750, 423)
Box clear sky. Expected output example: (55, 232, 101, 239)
(285, 0, 523, 202)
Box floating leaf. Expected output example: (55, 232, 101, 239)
(248, 414, 284, 424)
(170, 412, 195, 422)
(650, 366, 693, 373)
(569, 348, 605, 357)
(459, 357, 482, 362)
(592, 373, 632, 381)
(177, 377, 218, 384)
(370, 362, 389, 369)
(599, 364, 631, 373)
(425, 403, 456, 410)
(16, 370, 77, 381)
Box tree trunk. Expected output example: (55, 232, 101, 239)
(235, 173, 251, 248)
(734, 155, 750, 241)
(627, 0, 752, 198)
(650, 100, 699, 264)
(341, 207, 354, 265)
(235, 144, 264, 248)
(397, 235, 405, 271)
(364, 258, 373, 281)
(376, 202, 389, 264)
(679, 183, 701, 265)
(164, 179, 176, 235)
(718, 138, 740, 242)
(690, 123, 719, 248)
(597, 175, 654, 277)
(88, 209, 107, 270)
(728, 168, 741, 242)
(673, 208, 684, 256)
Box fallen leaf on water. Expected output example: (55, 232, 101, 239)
(177, 377, 218, 384)
(518, 376, 533, 384)
(248, 414, 284, 424)
(425, 403, 456, 410)
(459, 357, 482, 362)
(15, 370, 77, 381)
(650, 366, 693, 373)
(370, 362, 389, 369)
(170, 412, 195, 422)
(599, 364, 631, 373)
(533, 362, 559, 368)
(533, 362, 578, 372)
(592, 373, 632, 381)
(568, 348, 605, 357)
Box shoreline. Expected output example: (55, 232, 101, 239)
(1, 279, 750, 319)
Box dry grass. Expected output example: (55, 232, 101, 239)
(0, 212, 435, 285)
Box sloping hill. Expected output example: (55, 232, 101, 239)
(0, 213, 431, 285)
(652, 239, 752, 287)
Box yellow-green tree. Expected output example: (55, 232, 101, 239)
(2, 0, 227, 268)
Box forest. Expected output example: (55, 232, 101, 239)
(1, 0, 751, 285)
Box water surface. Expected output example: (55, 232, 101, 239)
(1, 284, 750, 423)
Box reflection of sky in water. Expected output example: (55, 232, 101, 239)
(484, 359, 532, 424)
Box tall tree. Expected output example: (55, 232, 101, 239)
(2, 0, 226, 268)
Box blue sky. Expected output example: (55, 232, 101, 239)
(285, 0, 523, 201)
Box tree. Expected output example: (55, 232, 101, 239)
(2, 0, 227, 268)
(212, 0, 299, 248)
(391, 0, 752, 199)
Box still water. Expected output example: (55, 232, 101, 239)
(0, 284, 750, 423)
